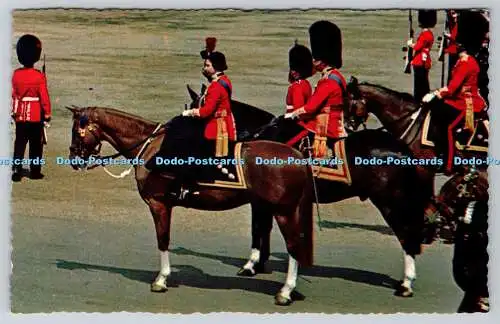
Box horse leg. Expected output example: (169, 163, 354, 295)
(274, 212, 300, 306)
(371, 198, 423, 297)
(273, 178, 314, 306)
(238, 203, 273, 276)
(147, 199, 173, 293)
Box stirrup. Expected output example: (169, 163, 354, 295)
(179, 189, 190, 200)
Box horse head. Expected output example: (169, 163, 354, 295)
(66, 105, 103, 170)
(346, 76, 369, 130)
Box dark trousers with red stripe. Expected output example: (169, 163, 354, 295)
(413, 66, 430, 103)
(430, 101, 464, 172)
(13, 122, 44, 175)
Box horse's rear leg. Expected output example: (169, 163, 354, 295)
(238, 203, 273, 276)
(273, 212, 300, 306)
(273, 178, 314, 306)
(147, 198, 173, 293)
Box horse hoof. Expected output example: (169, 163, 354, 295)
(394, 285, 414, 298)
(237, 267, 256, 277)
(275, 294, 292, 306)
(150, 283, 168, 293)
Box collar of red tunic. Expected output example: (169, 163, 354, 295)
(321, 67, 335, 78)
(211, 72, 224, 82)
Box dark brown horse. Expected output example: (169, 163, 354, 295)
(65, 105, 314, 306)
(345, 77, 489, 236)
(435, 168, 489, 313)
(186, 86, 433, 298)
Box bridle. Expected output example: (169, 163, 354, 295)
(71, 115, 164, 177)
(70, 117, 103, 160)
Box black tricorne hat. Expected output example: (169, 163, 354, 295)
(418, 10, 437, 28)
(308, 20, 342, 69)
(16, 34, 42, 66)
(289, 42, 313, 79)
(206, 51, 228, 71)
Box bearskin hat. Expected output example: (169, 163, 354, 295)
(16, 34, 42, 66)
(207, 51, 228, 71)
(308, 20, 342, 69)
(289, 42, 313, 79)
(200, 37, 217, 59)
(456, 10, 489, 55)
(418, 10, 437, 28)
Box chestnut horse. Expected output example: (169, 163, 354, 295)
(186, 86, 432, 298)
(435, 168, 489, 313)
(65, 106, 314, 306)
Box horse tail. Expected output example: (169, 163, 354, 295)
(298, 166, 314, 267)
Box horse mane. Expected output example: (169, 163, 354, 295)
(80, 106, 158, 125)
(359, 82, 417, 104)
(231, 99, 275, 122)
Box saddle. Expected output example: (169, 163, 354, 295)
(422, 110, 489, 154)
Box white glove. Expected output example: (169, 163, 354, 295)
(44, 121, 51, 128)
(182, 109, 194, 117)
(422, 92, 436, 103)
(284, 112, 297, 120)
(407, 39, 413, 47)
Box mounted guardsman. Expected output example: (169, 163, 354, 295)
(407, 10, 437, 102)
(422, 10, 488, 175)
(285, 41, 313, 114)
(183, 50, 236, 157)
(284, 20, 347, 158)
(11, 34, 51, 182)
(145, 44, 236, 200)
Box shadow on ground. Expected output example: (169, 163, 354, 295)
(319, 220, 395, 236)
(55, 246, 398, 295)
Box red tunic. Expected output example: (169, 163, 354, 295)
(299, 69, 346, 138)
(439, 55, 486, 112)
(411, 29, 434, 69)
(285, 79, 312, 113)
(445, 23, 458, 55)
(198, 74, 236, 141)
(12, 67, 51, 123)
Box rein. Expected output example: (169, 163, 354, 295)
(86, 123, 164, 178)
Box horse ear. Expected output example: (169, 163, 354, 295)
(186, 85, 198, 102)
(65, 105, 82, 117)
(349, 76, 359, 86)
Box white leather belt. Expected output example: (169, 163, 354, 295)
(20, 97, 39, 102)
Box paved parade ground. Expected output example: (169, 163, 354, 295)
(10, 9, 465, 313)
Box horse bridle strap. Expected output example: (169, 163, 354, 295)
(90, 123, 164, 161)
(86, 123, 164, 178)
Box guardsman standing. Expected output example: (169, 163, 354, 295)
(444, 10, 459, 84)
(11, 34, 51, 182)
(285, 42, 313, 115)
(476, 10, 490, 107)
(422, 10, 488, 175)
(285, 20, 348, 158)
(407, 10, 437, 102)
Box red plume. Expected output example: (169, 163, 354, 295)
(205, 37, 217, 52)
